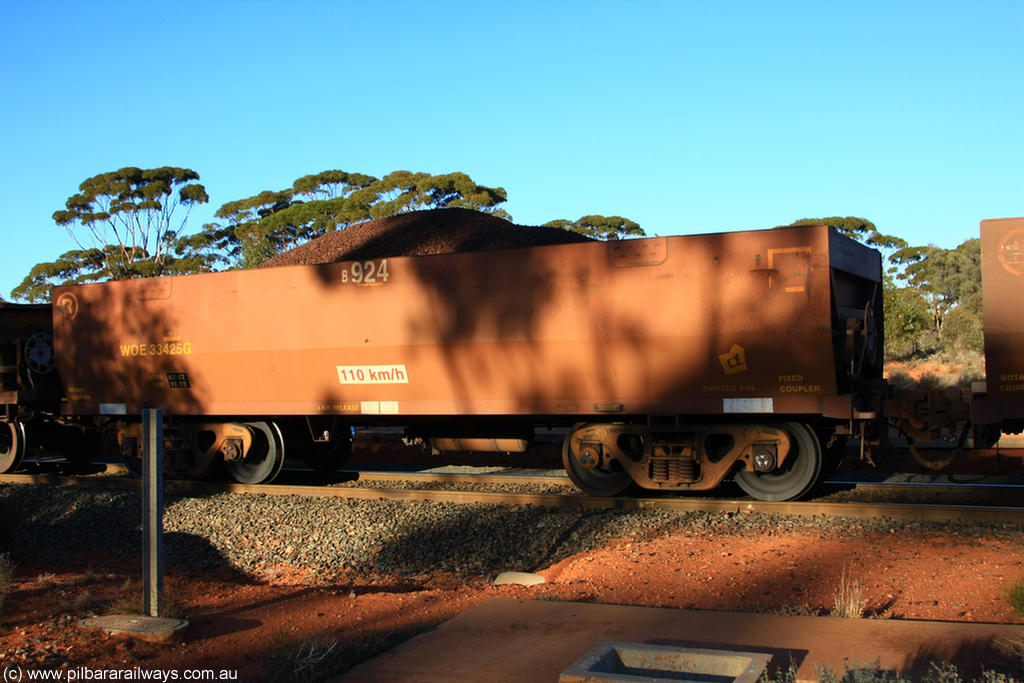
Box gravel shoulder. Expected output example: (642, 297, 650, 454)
(2, 481, 1024, 679)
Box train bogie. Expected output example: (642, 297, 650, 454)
(562, 421, 823, 501)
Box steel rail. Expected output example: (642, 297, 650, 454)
(336, 468, 572, 486)
(341, 468, 1024, 490)
(9, 464, 1023, 494)
(8, 462, 1024, 490)
(3, 472, 1023, 525)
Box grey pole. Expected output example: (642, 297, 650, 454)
(142, 409, 163, 618)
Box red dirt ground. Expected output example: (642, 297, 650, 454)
(2, 524, 1022, 679)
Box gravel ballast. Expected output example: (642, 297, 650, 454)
(0, 483, 687, 579)
(3, 483, 1022, 583)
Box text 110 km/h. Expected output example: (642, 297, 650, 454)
(336, 364, 409, 384)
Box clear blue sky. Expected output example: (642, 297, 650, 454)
(1, 1, 1021, 300)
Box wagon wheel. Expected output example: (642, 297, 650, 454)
(0, 420, 26, 473)
(226, 421, 285, 484)
(562, 424, 634, 497)
(735, 422, 822, 502)
(907, 440, 959, 471)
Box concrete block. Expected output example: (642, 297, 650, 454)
(493, 571, 546, 586)
(80, 614, 189, 644)
(559, 641, 772, 683)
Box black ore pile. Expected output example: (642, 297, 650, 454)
(258, 208, 594, 268)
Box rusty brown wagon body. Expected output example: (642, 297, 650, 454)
(52, 225, 883, 420)
(47, 223, 883, 498)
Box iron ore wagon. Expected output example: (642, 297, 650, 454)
(49, 218, 882, 501)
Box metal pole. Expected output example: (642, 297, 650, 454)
(142, 409, 163, 618)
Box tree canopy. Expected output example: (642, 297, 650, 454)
(541, 215, 645, 240)
(14, 165, 647, 299)
(787, 216, 907, 254)
(789, 216, 982, 356)
(889, 238, 982, 344)
(14, 167, 212, 302)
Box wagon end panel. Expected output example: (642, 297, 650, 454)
(980, 217, 1024, 424)
(1, 302, 62, 410)
(826, 229, 885, 395)
(52, 271, 255, 416)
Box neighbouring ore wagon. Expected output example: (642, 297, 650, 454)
(977, 217, 1024, 434)
(48, 218, 884, 500)
(1, 302, 62, 472)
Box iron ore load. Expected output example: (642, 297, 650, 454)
(3, 210, 1023, 501)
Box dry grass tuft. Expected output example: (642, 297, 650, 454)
(264, 636, 340, 683)
(263, 622, 444, 683)
(105, 578, 186, 619)
(62, 589, 96, 613)
(0, 553, 14, 614)
(34, 572, 57, 587)
(832, 563, 867, 618)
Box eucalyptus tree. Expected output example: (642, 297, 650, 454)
(542, 215, 644, 240)
(787, 216, 907, 256)
(889, 238, 982, 344)
(786, 217, 983, 354)
(14, 167, 210, 302)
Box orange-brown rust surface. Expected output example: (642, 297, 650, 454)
(51, 219, 880, 421)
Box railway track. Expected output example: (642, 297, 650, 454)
(3, 464, 1023, 525)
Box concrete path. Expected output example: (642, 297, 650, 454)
(335, 598, 1024, 683)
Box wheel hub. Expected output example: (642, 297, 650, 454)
(751, 444, 777, 472)
(219, 437, 244, 462)
(575, 443, 602, 469)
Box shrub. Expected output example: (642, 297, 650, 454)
(0, 552, 14, 613)
(105, 578, 186, 619)
(941, 307, 984, 353)
(832, 563, 867, 618)
(1006, 575, 1024, 616)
